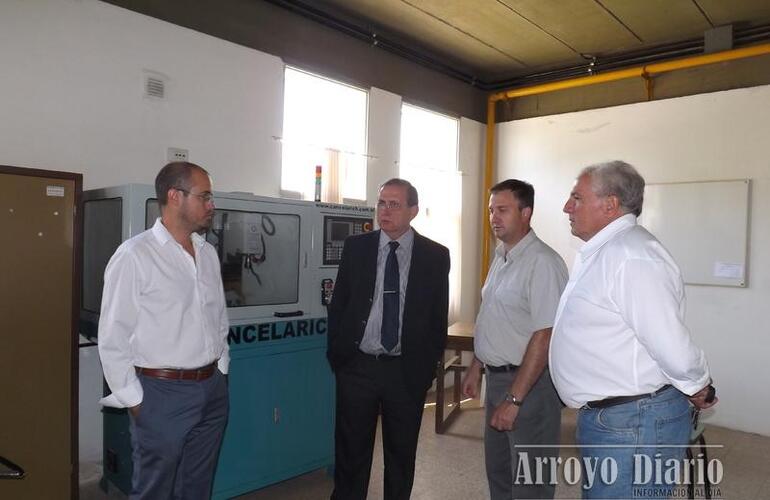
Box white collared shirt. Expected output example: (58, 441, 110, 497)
(359, 228, 414, 355)
(550, 214, 710, 408)
(98, 218, 230, 408)
(474, 230, 567, 366)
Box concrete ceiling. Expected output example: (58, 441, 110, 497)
(309, 0, 770, 83)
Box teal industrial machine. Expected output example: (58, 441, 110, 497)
(81, 184, 374, 498)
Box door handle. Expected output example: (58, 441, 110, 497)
(274, 310, 304, 318)
(0, 455, 25, 479)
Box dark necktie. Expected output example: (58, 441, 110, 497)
(381, 241, 400, 352)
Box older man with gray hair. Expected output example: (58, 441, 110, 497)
(550, 161, 717, 499)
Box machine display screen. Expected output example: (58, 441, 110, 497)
(146, 200, 160, 228)
(323, 215, 372, 265)
(207, 210, 300, 308)
(147, 202, 301, 308)
(82, 198, 123, 313)
(330, 221, 350, 241)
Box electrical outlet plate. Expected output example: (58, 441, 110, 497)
(167, 147, 189, 162)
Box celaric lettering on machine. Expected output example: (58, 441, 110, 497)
(228, 318, 327, 345)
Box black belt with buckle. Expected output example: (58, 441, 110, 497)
(584, 384, 673, 409)
(485, 364, 519, 373)
(358, 351, 400, 362)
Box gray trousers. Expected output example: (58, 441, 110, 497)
(484, 368, 561, 500)
(129, 370, 229, 500)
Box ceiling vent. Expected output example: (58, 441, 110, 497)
(145, 76, 165, 98)
(143, 70, 168, 100)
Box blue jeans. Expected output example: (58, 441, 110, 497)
(576, 387, 693, 499)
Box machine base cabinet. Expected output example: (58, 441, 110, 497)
(102, 319, 335, 499)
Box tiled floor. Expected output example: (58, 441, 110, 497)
(80, 395, 770, 499)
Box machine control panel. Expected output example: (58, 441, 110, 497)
(321, 278, 334, 306)
(323, 215, 373, 265)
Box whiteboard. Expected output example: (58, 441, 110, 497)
(639, 179, 750, 287)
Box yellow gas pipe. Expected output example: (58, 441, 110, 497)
(480, 42, 770, 287)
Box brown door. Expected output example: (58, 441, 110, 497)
(0, 166, 81, 499)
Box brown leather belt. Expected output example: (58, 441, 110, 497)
(584, 384, 673, 410)
(135, 362, 217, 381)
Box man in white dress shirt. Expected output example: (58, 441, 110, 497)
(98, 162, 229, 499)
(550, 161, 717, 499)
(462, 179, 567, 500)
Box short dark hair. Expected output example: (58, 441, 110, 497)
(490, 179, 534, 210)
(379, 178, 419, 206)
(155, 162, 209, 206)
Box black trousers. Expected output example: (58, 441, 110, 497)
(331, 353, 426, 500)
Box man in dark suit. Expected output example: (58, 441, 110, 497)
(327, 178, 450, 500)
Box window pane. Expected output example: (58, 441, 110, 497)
(282, 68, 367, 200)
(400, 104, 458, 173)
(400, 103, 460, 323)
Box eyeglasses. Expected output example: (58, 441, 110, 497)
(376, 200, 404, 210)
(176, 188, 214, 204)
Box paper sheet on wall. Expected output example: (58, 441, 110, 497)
(713, 261, 744, 279)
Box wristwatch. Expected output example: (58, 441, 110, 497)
(504, 392, 523, 407)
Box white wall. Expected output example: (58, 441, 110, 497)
(496, 84, 770, 436)
(457, 118, 485, 323)
(1, 0, 487, 466)
(0, 0, 284, 193)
